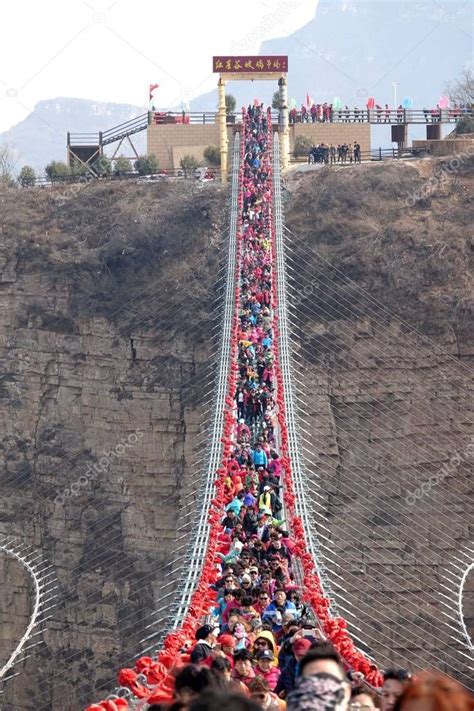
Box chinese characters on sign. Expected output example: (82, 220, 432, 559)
(213, 56, 288, 73)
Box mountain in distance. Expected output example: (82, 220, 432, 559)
(0, 97, 146, 172)
(192, 0, 472, 114)
(2, 0, 471, 168)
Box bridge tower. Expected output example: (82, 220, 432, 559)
(213, 55, 290, 183)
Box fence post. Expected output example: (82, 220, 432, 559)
(379, 147, 382, 161)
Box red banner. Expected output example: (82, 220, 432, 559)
(213, 56, 288, 73)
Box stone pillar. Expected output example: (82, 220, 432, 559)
(218, 77, 228, 184)
(278, 76, 290, 169)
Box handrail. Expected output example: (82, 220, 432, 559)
(136, 133, 242, 657)
(0, 540, 58, 684)
(67, 107, 474, 147)
(272, 136, 339, 619)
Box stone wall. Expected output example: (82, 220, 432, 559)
(147, 124, 230, 169)
(289, 122, 371, 153)
(146, 122, 371, 170)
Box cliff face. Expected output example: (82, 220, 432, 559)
(284, 158, 473, 684)
(0, 158, 472, 708)
(0, 180, 227, 710)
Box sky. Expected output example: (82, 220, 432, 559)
(0, 0, 319, 132)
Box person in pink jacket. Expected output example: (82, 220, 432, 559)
(254, 649, 281, 691)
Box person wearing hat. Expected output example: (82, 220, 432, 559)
(255, 511, 271, 542)
(190, 624, 221, 664)
(254, 649, 281, 691)
(252, 629, 277, 658)
(258, 486, 273, 514)
(276, 637, 312, 697)
(249, 565, 260, 584)
(217, 633, 236, 667)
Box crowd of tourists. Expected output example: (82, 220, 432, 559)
(141, 105, 472, 711)
(307, 142, 362, 165)
(87, 103, 473, 711)
(288, 102, 471, 124)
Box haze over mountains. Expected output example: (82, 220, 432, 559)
(0, 98, 145, 173)
(193, 0, 473, 110)
(1, 0, 471, 170)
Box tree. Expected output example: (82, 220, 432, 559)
(446, 68, 473, 106)
(92, 155, 112, 177)
(69, 160, 88, 178)
(0, 143, 19, 186)
(45, 160, 71, 182)
(134, 154, 159, 176)
(180, 154, 199, 178)
(19, 165, 36, 187)
(225, 94, 236, 116)
(203, 146, 221, 167)
(454, 115, 474, 135)
(293, 135, 313, 158)
(114, 156, 132, 176)
(272, 91, 281, 110)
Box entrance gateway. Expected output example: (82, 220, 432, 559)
(213, 55, 290, 183)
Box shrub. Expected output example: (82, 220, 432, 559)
(45, 160, 70, 182)
(70, 161, 88, 178)
(134, 154, 159, 176)
(272, 91, 281, 110)
(92, 155, 112, 177)
(180, 154, 200, 178)
(225, 94, 236, 115)
(203, 146, 220, 167)
(293, 135, 313, 158)
(114, 156, 132, 176)
(18, 166, 36, 187)
(454, 115, 474, 135)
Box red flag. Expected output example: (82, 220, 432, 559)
(149, 83, 159, 99)
(306, 92, 310, 108)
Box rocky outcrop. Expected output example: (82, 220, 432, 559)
(284, 158, 473, 686)
(0, 180, 226, 710)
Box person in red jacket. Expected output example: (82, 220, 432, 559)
(253, 649, 281, 691)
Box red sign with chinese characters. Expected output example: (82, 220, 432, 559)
(213, 56, 288, 73)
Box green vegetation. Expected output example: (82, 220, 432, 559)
(225, 94, 236, 115)
(45, 160, 71, 182)
(114, 156, 132, 176)
(272, 91, 281, 110)
(293, 135, 313, 158)
(92, 155, 112, 177)
(180, 154, 200, 178)
(134, 154, 159, 176)
(203, 146, 220, 167)
(454, 115, 474, 135)
(18, 166, 36, 187)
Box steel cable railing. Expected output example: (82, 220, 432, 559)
(0, 539, 58, 689)
(137, 133, 242, 655)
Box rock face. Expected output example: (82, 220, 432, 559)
(284, 158, 473, 686)
(0, 180, 227, 710)
(0, 158, 472, 708)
